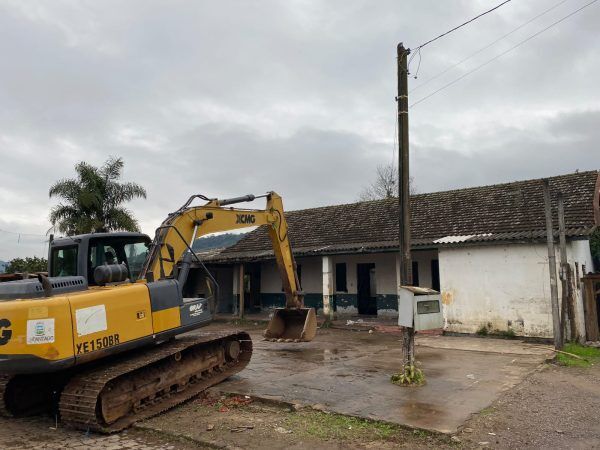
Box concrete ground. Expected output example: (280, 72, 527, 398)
(0, 324, 557, 449)
(212, 325, 552, 433)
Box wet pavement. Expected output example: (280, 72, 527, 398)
(0, 415, 201, 450)
(214, 328, 553, 433)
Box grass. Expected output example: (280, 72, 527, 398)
(494, 328, 517, 339)
(476, 325, 489, 336)
(390, 364, 426, 386)
(479, 406, 496, 416)
(556, 343, 600, 368)
(284, 410, 430, 441)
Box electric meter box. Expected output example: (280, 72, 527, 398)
(398, 286, 443, 331)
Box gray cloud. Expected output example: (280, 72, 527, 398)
(0, 0, 599, 259)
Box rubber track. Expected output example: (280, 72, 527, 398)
(0, 374, 13, 417)
(59, 330, 252, 433)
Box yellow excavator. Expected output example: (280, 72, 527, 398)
(0, 192, 316, 432)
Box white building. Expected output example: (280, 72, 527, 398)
(196, 171, 600, 339)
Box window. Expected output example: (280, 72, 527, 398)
(50, 246, 78, 277)
(417, 300, 440, 314)
(335, 263, 347, 292)
(124, 242, 149, 279)
(87, 238, 150, 285)
(412, 261, 419, 287)
(431, 259, 440, 291)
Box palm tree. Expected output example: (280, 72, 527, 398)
(49, 157, 147, 235)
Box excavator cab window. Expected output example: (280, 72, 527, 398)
(50, 246, 78, 277)
(123, 241, 149, 279)
(88, 238, 150, 285)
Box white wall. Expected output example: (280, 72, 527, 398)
(260, 250, 438, 295)
(258, 250, 438, 317)
(440, 240, 594, 338)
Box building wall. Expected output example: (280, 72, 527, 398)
(259, 249, 439, 316)
(184, 265, 234, 313)
(439, 240, 594, 338)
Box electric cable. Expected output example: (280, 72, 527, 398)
(410, 0, 599, 108)
(414, 0, 512, 51)
(0, 228, 47, 237)
(410, 0, 571, 92)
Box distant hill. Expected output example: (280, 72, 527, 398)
(192, 233, 246, 252)
(0, 261, 6, 274)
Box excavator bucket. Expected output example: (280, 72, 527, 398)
(264, 307, 317, 342)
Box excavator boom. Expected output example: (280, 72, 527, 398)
(140, 191, 317, 342)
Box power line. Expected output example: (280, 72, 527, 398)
(410, 0, 599, 108)
(410, 0, 571, 93)
(414, 0, 513, 51)
(0, 228, 47, 238)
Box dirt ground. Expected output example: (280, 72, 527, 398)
(138, 360, 600, 449)
(456, 362, 600, 449)
(139, 391, 451, 449)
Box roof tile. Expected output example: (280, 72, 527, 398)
(209, 171, 599, 262)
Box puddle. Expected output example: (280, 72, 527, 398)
(260, 347, 352, 363)
(398, 401, 446, 426)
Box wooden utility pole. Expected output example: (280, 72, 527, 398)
(557, 192, 577, 340)
(397, 43, 414, 367)
(542, 180, 563, 349)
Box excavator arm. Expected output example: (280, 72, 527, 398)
(139, 192, 316, 341)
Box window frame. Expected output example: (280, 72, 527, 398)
(50, 245, 79, 277)
(335, 262, 347, 293)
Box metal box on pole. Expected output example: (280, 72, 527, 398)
(398, 286, 443, 331)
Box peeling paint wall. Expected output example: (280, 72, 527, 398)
(439, 240, 594, 338)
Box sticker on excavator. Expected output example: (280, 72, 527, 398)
(26, 318, 55, 344)
(76, 304, 108, 337)
(264, 307, 317, 342)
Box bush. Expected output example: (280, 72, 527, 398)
(391, 364, 425, 386)
(5, 256, 48, 274)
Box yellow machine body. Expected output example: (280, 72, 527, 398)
(0, 281, 196, 372)
(0, 191, 316, 374)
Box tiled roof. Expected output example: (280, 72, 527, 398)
(206, 171, 600, 262)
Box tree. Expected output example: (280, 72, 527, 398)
(49, 157, 146, 235)
(358, 163, 416, 201)
(591, 227, 600, 270)
(5, 256, 48, 274)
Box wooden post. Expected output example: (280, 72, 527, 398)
(397, 43, 414, 367)
(557, 193, 578, 341)
(238, 263, 245, 319)
(557, 193, 570, 340)
(542, 180, 563, 349)
(583, 275, 600, 341)
(566, 264, 577, 340)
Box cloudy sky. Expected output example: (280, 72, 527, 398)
(0, 0, 598, 260)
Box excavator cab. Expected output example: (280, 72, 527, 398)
(48, 232, 152, 285)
